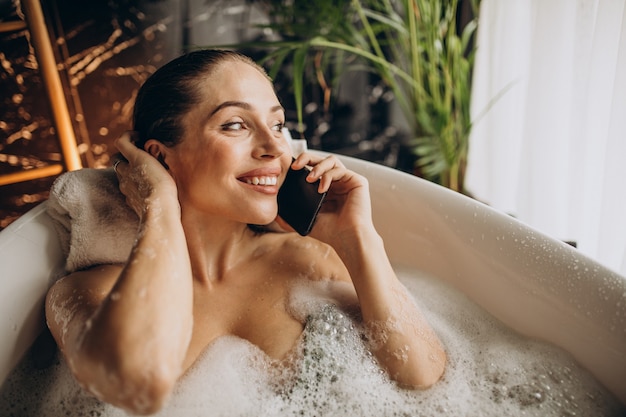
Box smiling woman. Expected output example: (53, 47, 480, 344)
(42, 49, 446, 415)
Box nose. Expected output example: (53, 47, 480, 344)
(253, 125, 288, 159)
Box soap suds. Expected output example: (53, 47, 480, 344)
(1, 268, 623, 416)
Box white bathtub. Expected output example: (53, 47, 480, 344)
(1, 154, 625, 406)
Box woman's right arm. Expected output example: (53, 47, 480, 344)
(45, 133, 194, 415)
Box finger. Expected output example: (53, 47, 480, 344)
(114, 132, 138, 161)
(292, 152, 327, 170)
(310, 160, 348, 189)
(292, 154, 351, 192)
(290, 153, 327, 184)
(318, 169, 340, 192)
(317, 166, 353, 192)
(110, 148, 128, 176)
(111, 150, 127, 169)
(113, 158, 121, 174)
(306, 156, 343, 180)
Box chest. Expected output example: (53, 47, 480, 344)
(184, 265, 306, 369)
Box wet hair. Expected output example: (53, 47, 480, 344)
(132, 49, 271, 150)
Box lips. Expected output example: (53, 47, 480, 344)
(240, 176, 278, 186)
(237, 167, 282, 188)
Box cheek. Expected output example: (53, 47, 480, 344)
(255, 201, 280, 225)
(168, 143, 216, 175)
(166, 153, 208, 198)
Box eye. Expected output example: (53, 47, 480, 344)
(271, 121, 285, 132)
(222, 121, 244, 131)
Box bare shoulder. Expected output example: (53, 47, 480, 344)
(259, 231, 351, 283)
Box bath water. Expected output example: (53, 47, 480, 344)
(1, 266, 624, 416)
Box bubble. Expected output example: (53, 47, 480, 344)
(1, 271, 624, 417)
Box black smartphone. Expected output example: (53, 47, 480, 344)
(278, 162, 327, 236)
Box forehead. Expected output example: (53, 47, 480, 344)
(198, 60, 276, 104)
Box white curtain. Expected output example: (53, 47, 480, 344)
(467, 0, 626, 276)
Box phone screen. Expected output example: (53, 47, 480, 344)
(277, 164, 326, 236)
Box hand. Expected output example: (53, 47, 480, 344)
(289, 153, 375, 244)
(112, 132, 179, 219)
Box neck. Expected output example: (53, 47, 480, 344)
(180, 210, 256, 286)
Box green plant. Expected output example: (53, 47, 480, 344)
(235, 0, 479, 192)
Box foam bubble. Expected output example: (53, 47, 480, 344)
(1, 269, 624, 416)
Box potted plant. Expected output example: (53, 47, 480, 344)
(233, 0, 479, 193)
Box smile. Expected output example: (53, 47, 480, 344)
(241, 176, 278, 186)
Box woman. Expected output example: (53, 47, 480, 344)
(45, 49, 446, 415)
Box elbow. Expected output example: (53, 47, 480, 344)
(118, 370, 176, 415)
(407, 348, 447, 390)
(389, 346, 447, 390)
(72, 349, 178, 415)
(93, 364, 176, 415)
(119, 373, 175, 416)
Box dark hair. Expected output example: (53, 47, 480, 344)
(132, 49, 270, 150)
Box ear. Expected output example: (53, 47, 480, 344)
(145, 139, 170, 170)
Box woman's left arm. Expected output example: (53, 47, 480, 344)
(290, 154, 447, 389)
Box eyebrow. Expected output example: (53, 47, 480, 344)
(209, 101, 285, 117)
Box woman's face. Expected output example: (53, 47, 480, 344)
(160, 60, 292, 226)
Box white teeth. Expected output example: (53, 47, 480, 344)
(245, 176, 277, 186)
